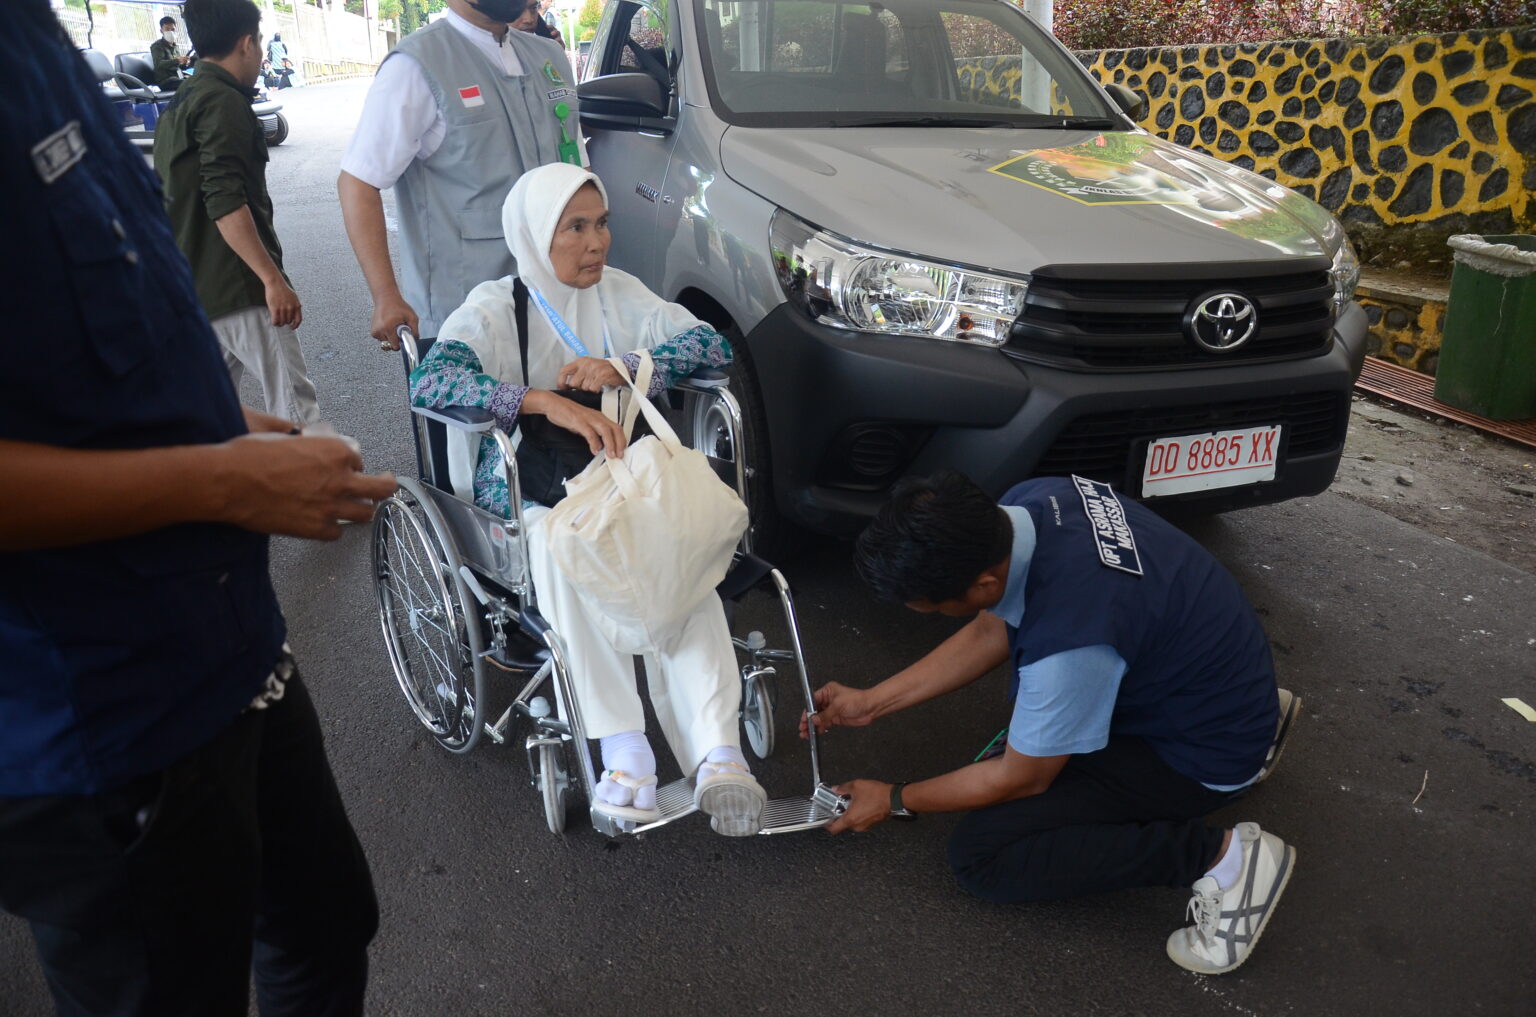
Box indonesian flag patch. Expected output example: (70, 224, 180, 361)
(458, 85, 484, 108)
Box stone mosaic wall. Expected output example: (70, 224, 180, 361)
(1079, 28, 1536, 256)
(1354, 279, 1448, 371)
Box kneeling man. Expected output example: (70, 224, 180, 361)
(808, 471, 1300, 974)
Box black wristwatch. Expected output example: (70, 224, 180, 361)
(888, 781, 917, 821)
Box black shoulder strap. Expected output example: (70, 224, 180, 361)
(514, 277, 530, 387)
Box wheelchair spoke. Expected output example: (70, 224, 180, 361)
(415, 627, 459, 680)
(381, 563, 427, 621)
(372, 483, 488, 754)
(389, 516, 433, 589)
(379, 508, 462, 725)
(383, 521, 458, 643)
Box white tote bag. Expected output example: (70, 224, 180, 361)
(544, 353, 749, 651)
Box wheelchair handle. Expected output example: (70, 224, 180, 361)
(393, 324, 420, 371)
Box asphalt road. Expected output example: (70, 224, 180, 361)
(4, 80, 1534, 1017)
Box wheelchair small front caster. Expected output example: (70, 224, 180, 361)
(528, 735, 571, 835)
(741, 669, 776, 759)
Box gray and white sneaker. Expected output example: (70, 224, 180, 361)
(1255, 688, 1300, 784)
(693, 759, 766, 837)
(1166, 822, 1295, 974)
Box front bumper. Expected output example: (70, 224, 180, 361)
(746, 301, 1369, 535)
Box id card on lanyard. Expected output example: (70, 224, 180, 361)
(528, 287, 612, 358)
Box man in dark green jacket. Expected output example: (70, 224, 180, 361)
(154, 0, 320, 427)
(148, 14, 189, 89)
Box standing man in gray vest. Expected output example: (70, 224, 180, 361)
(338, 0, 584, 350)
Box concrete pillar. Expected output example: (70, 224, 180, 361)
(1022, 0, 1053, 34)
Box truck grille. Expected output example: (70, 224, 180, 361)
(1033, 391, 1348, 486)
(1009, 259, 1336, 369)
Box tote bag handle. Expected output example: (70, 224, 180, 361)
(605, 353, 678, 448)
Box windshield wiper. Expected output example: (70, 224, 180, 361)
(833, 113, 1125, 130)
(834, 115, 1018, 129)
(1015, 115, 1123, 130)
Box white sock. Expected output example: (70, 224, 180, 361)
(598, 730, 656, 809)
(703, 744, 749, 772)
(1205, 830, 1245, 890)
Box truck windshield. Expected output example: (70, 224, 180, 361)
(695, 0, 1121, 128)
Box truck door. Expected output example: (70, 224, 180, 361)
(579, 0, 680, 291)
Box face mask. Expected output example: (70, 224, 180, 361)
(468, 0, 528, 24)
(162, 30, 176, 43)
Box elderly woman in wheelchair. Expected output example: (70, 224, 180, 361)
(376, 163, 839, 838)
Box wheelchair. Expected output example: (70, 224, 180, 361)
(371, 328, 846, 837)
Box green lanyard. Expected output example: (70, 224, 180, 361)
(553, 102, 580, 166)
(974, 728, 1008, 763)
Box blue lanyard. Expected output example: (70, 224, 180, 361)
(528, 287, 611, 358)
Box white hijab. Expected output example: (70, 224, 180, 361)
(437, 162, 708, 502)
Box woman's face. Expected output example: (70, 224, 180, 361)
(548, 184, 610, 289)
(511, 6, 541, 32)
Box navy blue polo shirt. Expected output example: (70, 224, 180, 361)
(995, 477, 1277, 788)
(0, 6, 286, 796)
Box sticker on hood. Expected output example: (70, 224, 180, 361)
(988, 133, 1243, 209)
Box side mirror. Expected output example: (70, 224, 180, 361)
(578, 72, 667, 120)
(1104, 83, 1148, 121)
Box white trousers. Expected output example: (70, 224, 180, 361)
(524, 505, 741, 775)
(211, 305, 321, 428)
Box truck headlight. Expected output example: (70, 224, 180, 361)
(770, 211, 1028, 347)
(1331, 237, 1361, 310)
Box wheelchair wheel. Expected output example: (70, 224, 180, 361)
(742, 672, 776, 759)
(373, 477, 487, 754)
(691, 392, 737, 466)
(537, 741, 572, 835)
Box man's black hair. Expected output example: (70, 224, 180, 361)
(159, 15, 177, 27)
(184, 0, 260, 59)
(854, 471, 1013, 605)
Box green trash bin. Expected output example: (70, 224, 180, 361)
(1433, 234, 1536, 420)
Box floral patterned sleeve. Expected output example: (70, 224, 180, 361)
(408, 340, 517, 519)
(622, 325, 733, 397)
(409, 340, 528, 429)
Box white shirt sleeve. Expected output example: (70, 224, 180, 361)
(339, 53, 445, 191)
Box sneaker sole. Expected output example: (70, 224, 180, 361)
(1167, 843, 1296, 975)
(699, 784, 764, 837)
(1256, 693, 1301, 784)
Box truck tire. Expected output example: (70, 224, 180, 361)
(726, 327, 803, 560)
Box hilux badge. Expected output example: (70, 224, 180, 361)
(1186, 292, 1258, 352)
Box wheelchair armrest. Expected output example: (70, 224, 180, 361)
(675, 367, 729, 391)
(411, 404, 496, 432)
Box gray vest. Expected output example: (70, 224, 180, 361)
(388, 21, 580, 335)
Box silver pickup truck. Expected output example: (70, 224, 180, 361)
(577, 0, 1367, 551)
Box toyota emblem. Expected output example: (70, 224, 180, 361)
(1186, 292, 1258, 352)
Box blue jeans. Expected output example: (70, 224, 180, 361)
(948, 736, 1243, 904)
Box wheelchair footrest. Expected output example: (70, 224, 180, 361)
(624, 783, 837, 836)
(758, 794, 840, 835)
(627, 777, 700, 834)
(654, 777, 699, 821)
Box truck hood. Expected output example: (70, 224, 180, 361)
(718, 126, 1341, 273)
